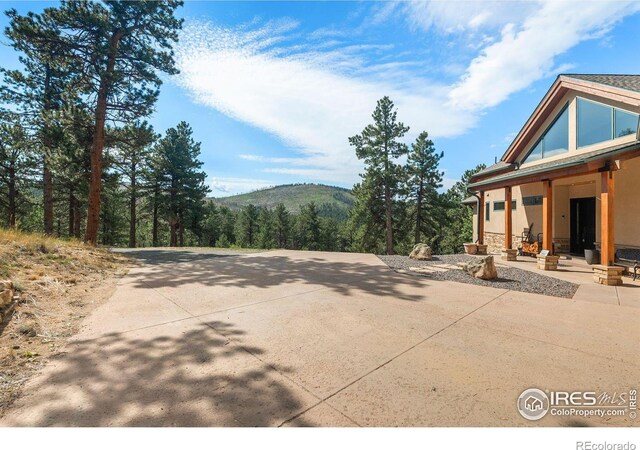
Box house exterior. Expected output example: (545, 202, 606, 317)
(466, 74, 640, 285)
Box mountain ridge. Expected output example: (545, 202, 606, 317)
(210, 183, 355, 220)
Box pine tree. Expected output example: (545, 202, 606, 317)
(349, 96, 409, 255)
(273, 203, 290, 248)
(406, 131, 444, 246)
(155, 122, 209, 247)
(257, 208, 275, 249)
(38, 1, 183, 244)
(200, 202, 220, 247)
(218, 206, 236, 247)
(111, 121, 156, 247)
(2, 8, 71, 234)
(0, 115, 38, 228)
(236, 204, 259, 248)
(297, 202, 321, 250)
(319, 218, 339, 251)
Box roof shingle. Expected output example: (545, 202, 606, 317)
(564, 74, 640, 94)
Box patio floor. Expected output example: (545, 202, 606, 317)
(1, 249, 638, 427)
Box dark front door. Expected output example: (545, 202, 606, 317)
(570, 197, 596, 255)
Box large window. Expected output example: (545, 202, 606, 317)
(577, 97, 639, 148)
(522, 106, 569, 163)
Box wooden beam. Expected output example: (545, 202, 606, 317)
(600, 171, 615, 266)
(478, 192, 485, 244)
(542, 180, 553, 254)
(504, 186, 512, 249)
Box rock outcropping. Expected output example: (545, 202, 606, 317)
(462, 256, 498, 280)
(409, 243, 433, 261)
(0, 280, 16, 323)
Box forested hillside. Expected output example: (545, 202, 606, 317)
(212, 184, 354, 220)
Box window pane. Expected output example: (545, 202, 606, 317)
(523, 196, 543, 206)
(494, 201, 505, 211)
(523, 140, 543, 163)
(511, 200, 517, 210)
(578, 98, 612, 147)
(543, 107, 569, 157)
(615, 108, 639, 138)
(485, 203, 490, 221)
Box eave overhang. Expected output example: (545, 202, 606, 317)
(468, 141, 640, 192)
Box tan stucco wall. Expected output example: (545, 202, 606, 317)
(615, 156, 640, 248)
(472, 157, 640, 252)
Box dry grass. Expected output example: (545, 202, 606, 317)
(0, 228, 132, 415)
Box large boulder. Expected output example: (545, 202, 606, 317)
(462, 256, 497, 280)
(409, 243, 433, 261)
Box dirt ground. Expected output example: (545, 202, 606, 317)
(0, 230, 131, 415)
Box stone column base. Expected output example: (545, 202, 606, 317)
(592, 265, 624, 286)
(501, 248, 518, 261)
(476, 244, 488, 255)
(537, 255, 560, 270)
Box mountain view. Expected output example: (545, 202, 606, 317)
(211, 183, 355, 220)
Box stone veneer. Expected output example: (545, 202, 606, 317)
(483, 232, 570, 255)
(483, 232, 518, 254)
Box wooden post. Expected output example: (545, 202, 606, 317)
(542, 180, 553, 254)
(600, 170, 615, 266)
(504, 186, 512, 250)
(478, 191, 485, 244)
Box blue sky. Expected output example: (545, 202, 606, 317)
(2, 1, 640, 196)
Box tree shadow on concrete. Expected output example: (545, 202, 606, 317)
(114, 249, 258, 265)
(123, 250, 433, 303)
(3, 320, 313, 426)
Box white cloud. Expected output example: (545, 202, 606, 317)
(445, 0, 640, 110)
(403, 0, 537, 34)
(175, 2, 640, 189)
(174, 20, 475, 185)
(209, 177, 274, 197)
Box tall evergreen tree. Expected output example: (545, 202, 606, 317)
(200, 202, 220, 247)
(297, 202, 321, 250)
(2, 8, 71, 234)
(236, 204, 259, 248)
(406, 131, 444, 246)
(155, 122, 209, 247)
(349, 96, 409, 255)
(273, 203, 290, 248)
(0, 116, 38, 228)
(111, 121, 156, 247)
(38, 1, 183, 244)
(217, 206, 236, 247)
(257, 207, 275, 249)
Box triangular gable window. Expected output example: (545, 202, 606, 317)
(577, 97, 639, 148)
(522, 105, 569, 164)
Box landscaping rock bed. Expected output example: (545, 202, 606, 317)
(378, 254, 579, 298)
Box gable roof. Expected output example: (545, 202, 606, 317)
(565, 74, 640, 94)
(500, 74, 640, 163)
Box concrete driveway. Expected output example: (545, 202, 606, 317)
(1, 249, 638, 427)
